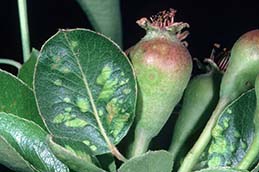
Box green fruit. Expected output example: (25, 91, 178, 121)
(179, 29, 259, 172)
(220, 29, 259, 102)
(169, 59, 222, 160)
(128, 9, 192, 157)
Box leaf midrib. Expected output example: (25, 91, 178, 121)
(63, 31, 114, 152)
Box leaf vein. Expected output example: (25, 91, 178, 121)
(62, 32, 114, 152)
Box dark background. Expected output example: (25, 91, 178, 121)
(0, 0, 259, 171)
(1, 0, 259, 74)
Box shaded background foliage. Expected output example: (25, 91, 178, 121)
(0, 0, 258, 171)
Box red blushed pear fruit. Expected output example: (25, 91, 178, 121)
(220, 30, 259, 101)
(128, 9, 193, 157)
(179, 30, 259, 172)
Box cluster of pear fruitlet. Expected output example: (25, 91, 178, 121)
(128, 8, 259, 172)
(0, 8, 259, 172)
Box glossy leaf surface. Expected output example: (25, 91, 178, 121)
(0, 135, 35, 172)
(0, 69, 45, 128)
(0, 112, 69, 172)
(118, 150, 174, 172)
(18, 48, 39, 88)
(34, 29, 136, 155)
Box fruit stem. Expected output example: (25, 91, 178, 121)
(0, 58, 22, 69)
(178, 99, 228, 172)
(111, 145, 127, 162)
(128, 127, 152, 158)
(203, 58, 221, 73)
(18, 0, 30, 63)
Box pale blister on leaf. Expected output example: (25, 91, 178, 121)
(197, 89, 256, 168)
(47, 135, 106, 172)
(0, 69, 45, 129)
(118, 150, 174, 172)
(0, 112, 69, 172)
(34, 29, 137, 155)
(0, 135, 35, 172)
(18, 48, 39, 88)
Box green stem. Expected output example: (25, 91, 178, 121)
(128, 127, 152, 158)
(18, 0, 30, 62)
(0, 59, 22, 69)
(178, 99, 228, 172)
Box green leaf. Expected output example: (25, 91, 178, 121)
(252, 161, 259, 172)
(0, 112, 69, 172)
(34, 29, 137, 156)
(47, 135, 106, 172)
(197, 89, 256, 168)
(0, 69, 45, 128)
(118, 150, 174, 172)
(75, 0, 122, 47)
(97, 154, 117, 172)
(194, 167, 249, 172)
(0, 135, 35, 172)
(18, 48, 39, 88)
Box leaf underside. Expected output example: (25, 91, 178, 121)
(34, 29, 136, 155)
(118, 150, 174, 172)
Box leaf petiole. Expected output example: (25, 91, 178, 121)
(0, 59, 22, 69)
(18, 0, 30, 62)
